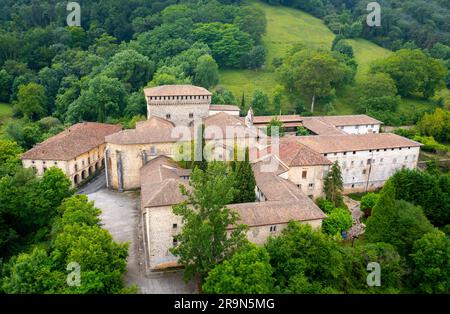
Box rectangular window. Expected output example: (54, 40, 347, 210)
(367, 159, 371, 165)
(270, 225, 277, 232)
(166, 114, 171, 119)
(189, 113, 194, 119)
(362, 169, 366, 175)
(302, 170, 307, 179)
(172, 237, 178, 247)
(172, 223, 177, 229)
(308, 183, 314, 188)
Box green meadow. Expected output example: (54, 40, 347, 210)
(218, 0, 447, 115)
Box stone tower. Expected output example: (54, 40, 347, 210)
(144, 85, 212, 126)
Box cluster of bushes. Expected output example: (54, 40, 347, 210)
(316, 198, 352, 237)
(393, 108, 450, 154)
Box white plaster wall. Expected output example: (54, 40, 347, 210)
(323, 146, 420, 193)
(336, 124, 381, 135)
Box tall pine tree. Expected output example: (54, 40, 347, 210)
(232, 147, 256, 203)
(324, 161, 344, 207)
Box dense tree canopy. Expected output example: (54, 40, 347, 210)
(410, 230, 450, 294)
(365, 180, 434, 256)
(203, 244, 274, 294)
(371, 49, 447, 98)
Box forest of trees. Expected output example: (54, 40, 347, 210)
(0, 0, 267, 150)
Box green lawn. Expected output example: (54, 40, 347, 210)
(218, 0, 447, 117)
(0, 102, 12, 117)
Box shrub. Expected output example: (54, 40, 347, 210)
(322, 208, 353, 236)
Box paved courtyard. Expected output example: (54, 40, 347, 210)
(86, 186, 197, 294)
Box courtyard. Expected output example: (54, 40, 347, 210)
(84, 176, 197, 294)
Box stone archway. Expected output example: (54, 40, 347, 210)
(73, 174, 80, 185)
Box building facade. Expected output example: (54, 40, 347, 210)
(21, 122, 121, 186)
(145, 85, 212, 126)
(141, 156, 326, 271)
(296, 133, 422, 193)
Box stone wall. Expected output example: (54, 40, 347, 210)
(286, 165, 329, 199)
(148, 103, 210, 127)
(106, 142, 176, 190)
(144, 205, 323, 271)
(22, 144, 105, 187)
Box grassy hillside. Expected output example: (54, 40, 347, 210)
(218, 0, 447, 116)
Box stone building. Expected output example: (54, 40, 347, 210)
(145, 85, 212, 126)
(21, 122, 121, 186)
(104, 116, 181, 191)
(105, 112, 266, 191)
(141, 155, 326, 271)
(277, 138, 332, 199)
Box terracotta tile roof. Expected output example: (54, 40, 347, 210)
(144, 85, 212, 97)
(209, 104, 240, 111)
(296, 133, 422, 154)
(228, 161, 326, 226)
(278, 139, 332, 166)
(140, 155, 191, 208)
(202, 112, 259, 139)
(135, 116, 174, 129)
(316, 115, 383, 126)
(253, 115, 303, 124)
(21, 122, 121, 161)
(229, 200, 326, 227)
(301, 117, 345, 135)
(140, 155, 326, 227)
(106, 116, 180, 145)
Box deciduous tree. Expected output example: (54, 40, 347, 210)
(171, 162, 247, 281)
